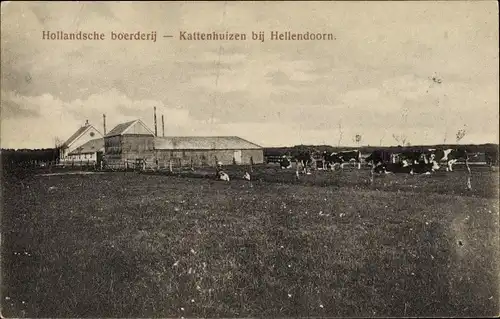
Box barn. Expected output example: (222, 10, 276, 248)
(103, 119, 264, 169)
(154, 136, 263, 167)
(103, 119, 156, 168)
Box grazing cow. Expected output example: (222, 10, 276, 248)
(365, 149, 394, 167)
(295, 151, 315, 174)
(323, 150, 362, 170)
(485, 150, 499, 167)
(279, 155, 292, 169)
(426, 148, 468, 171)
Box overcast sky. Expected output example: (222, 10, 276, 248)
(1, 1, 498, 149)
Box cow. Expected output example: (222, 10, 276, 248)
(485, 149, 499, 167)
(365, 149, 394, 167)
(215, 161, 230, 181)
(217, 171, 230, 181)
(426, 148, 468, 172)
(323, 150, 362, 170)
(409, 161, 440, 175)
(372, 159, 413, 174)
(243, 172, 251, 180)
(368, 148, 440, 175)
(295, 151, 315, 175)
(279, 155, 292, 169)
(397, 149, 429, 165)
(373, 159, 439, 175)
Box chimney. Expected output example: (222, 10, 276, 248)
(154, 107, 158, 137)
(103, 114, 107, 135)
(162, 115, 165, 137)
(85, 119, 89, 126)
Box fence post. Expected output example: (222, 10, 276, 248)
(295, 160, 300, 180)
(370, 165, 375, 185)
(190, 157, 194, 170)
(465, 158, 472, 190)
(169, 159, 173, 173)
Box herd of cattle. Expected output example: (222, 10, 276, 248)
(213, 147, 496, 181)
(283, 148, 472, 176)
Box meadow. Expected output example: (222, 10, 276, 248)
(1, 164, 499, 317)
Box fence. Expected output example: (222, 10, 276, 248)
(101, 156, 258, 173)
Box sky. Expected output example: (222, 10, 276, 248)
(1, 1, 499, 149)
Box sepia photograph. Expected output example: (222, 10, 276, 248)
(1, 1, 499, 318)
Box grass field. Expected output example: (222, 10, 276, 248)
(1, 165, 499, 317)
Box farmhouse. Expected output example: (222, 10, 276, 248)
(60, 120, 103, 162)
(66, 138, 104, 164)
(103, 119, 264, 168)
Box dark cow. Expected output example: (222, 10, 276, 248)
(323, 150, 362, 170)
(485, 149, 499, 167)
(279, 155, 292, 169)
(397, 150, 429, 165)
(365, 149, 393, 167)
(373, 161, 412, 174)
(426, 148, 468, 171)
(295, 151, 315, 174)
(368, 148, 440, 175)
(374, 159, 439, 175)
(409, 161, 440, 175)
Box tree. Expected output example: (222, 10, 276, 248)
(353, 134, 362, 146)
(456, 127, 466, 143)
(337, 120, 343, 147)
(379, 129, 387, 146)
(54, 137, 64, 162)
(392, 133, 409, 147)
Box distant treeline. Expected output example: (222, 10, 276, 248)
(1, 148, 61, 168)
(264, 143, 500, 158)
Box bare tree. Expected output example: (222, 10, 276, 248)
(337, 120, 343, 147)
(54, 137, 64, 148)
(392, 133, 408, 147)
(379, 129, 387, 146)
(456, 128, 466, 143)
(353, 134, 362, 146)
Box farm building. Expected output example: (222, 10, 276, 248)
(103, 119, 156, 168)
(103, 119, 264, 168)
(65, 138, 104, 165)
(60, 120, 103, 162)
(154, 136, 263, 167)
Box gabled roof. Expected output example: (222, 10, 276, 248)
(68, 138, 104, 155)
(105, 119, 155, 137)
(63, 123, 101, 148)
(154, 136, 262, 150)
